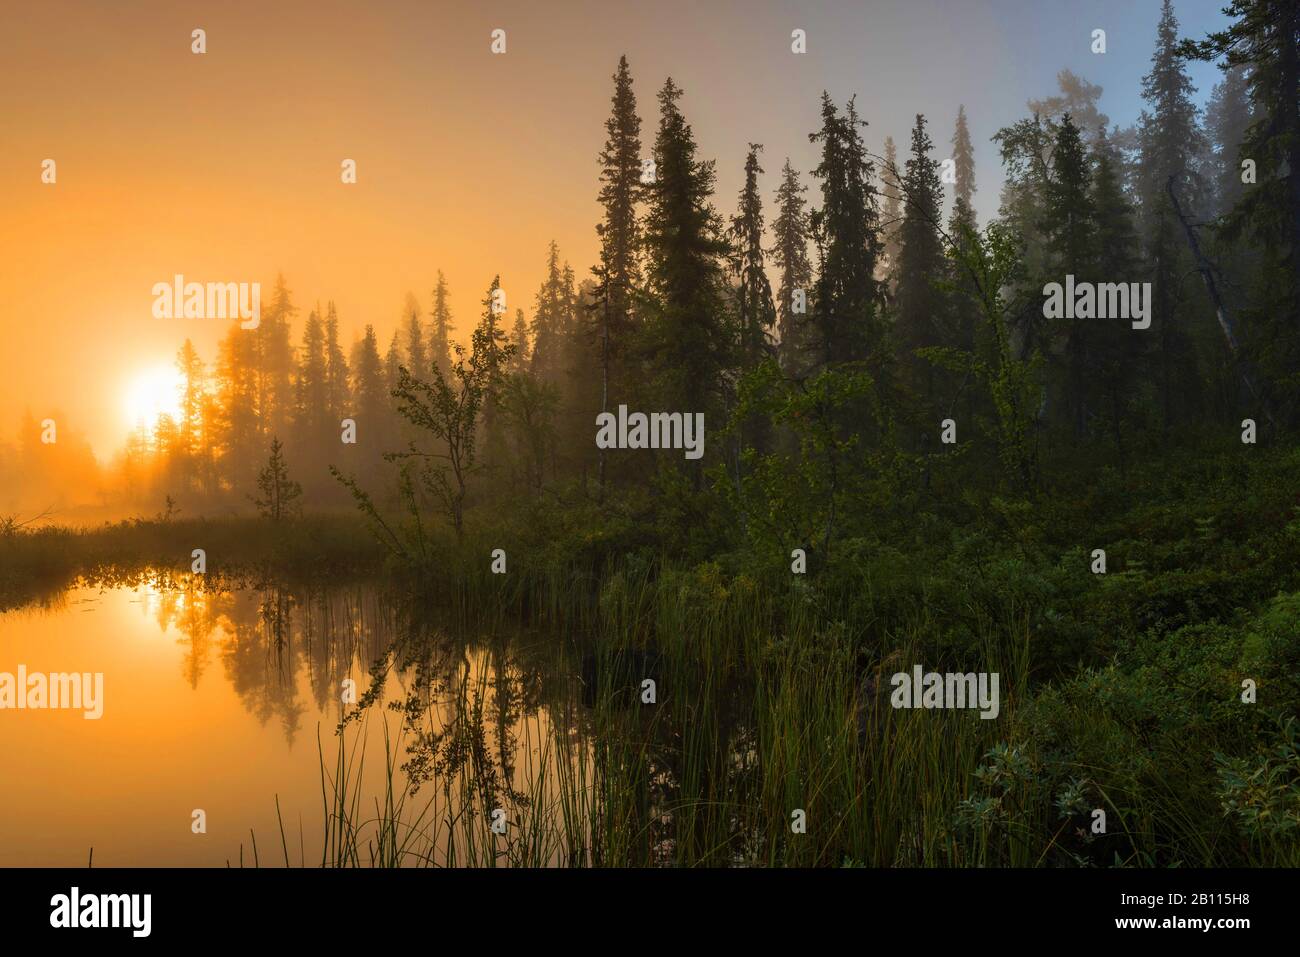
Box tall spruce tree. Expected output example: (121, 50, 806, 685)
(591, 56, 644, 489)
(294, 307, 330, 452)
(429, 272, 453, 380)
(1140, 0, 1208, 429)
(948, 109, 981, 357)
(324, 301, 351, 425)
(952, 105, 977, 210)
(510, 308, 530, 372)
(403, 292, 427, 376)
(175, 340, 205, 481)
(1204, 65, 1254, 219)
(771, 159, 814, 377)
(350, 325, 389, 467)
(808, 94, 883, 370)
(1091, 126, 1146, 467)
(256, 274, 297, 445)
(531, 241, 566, 384)
(730, 143, 777, 369)
(895, 112, 948, 404)
(641, 77, 732, 467)
(1043, 114, 1096, 437)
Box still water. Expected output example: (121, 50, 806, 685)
(0, 574, 578, 866)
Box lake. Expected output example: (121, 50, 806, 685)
(0, 573, 585, 866)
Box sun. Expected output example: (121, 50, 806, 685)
(123, 364, 184, 430)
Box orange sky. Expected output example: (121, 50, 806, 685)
(0, 0, 1228, 460)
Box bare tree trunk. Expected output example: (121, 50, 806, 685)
(1166, 175, 1276, 430)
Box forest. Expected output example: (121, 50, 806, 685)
(2, 0, 1298, 868)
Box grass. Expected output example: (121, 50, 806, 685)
(299, 547, 1294, 868)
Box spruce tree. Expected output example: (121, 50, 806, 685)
(350, 325, 389, 464)
(807, 94, 883, 370)
(256, 274, 297, 446)
(1203, 65, 1254, 219)
(729, 143, 777, 458)
(771, 158, 814, 377)
(429, 272, 453, 380)
(1044, 114, 1096, 437)
(952, 104, 977, 211)
(294, 307, 330, 448)
(324, 302, 350, 423)
(404, 292, 427, 376)
(1091, 126, 1146, 467)
(730, 143, 776, 369)
(175, 339, 205, 485)
(531, 241, 566, 384)
(1139, 0, 1208, 428)
(948, 110, 980, 357)
(895, 113, 948, 393)
(510, 308, 530, 372)
(591, 56, 644, 490)
(641, 77, 731, 453)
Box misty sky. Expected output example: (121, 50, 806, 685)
(1, 0, 1230, 460)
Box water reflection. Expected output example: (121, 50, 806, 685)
(2, 569, 786, 867)
(0, 571, 579, 865)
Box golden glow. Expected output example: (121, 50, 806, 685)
(123, 365, 183, 431)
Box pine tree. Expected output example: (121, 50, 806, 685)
(1204, 65, 1254, 219)
(175, 339, 205, 491)
(594, 55, 644, 330)
(1044, 114, 1097, 437)
(215, 319, 261, 493)
(256, 273, 297, 443)
(771, 159, 814, 376)
(641, 78, 732, 453)
(591, 55, 644, 490)
(808, 93, 883, 370)
(384, 329, 403, 396)
(294, 307, 330, 449)
(952, 105, 977, 210)
(1140, 0, 1208, 429)
(404, 292, 427, 376)
(510, 308, 530, 372)
(324, 301, 351, 425)
(249, 436, 302, 521)
(1091, 126, 1146, 468)
(429, 272, 453, 380)
(531, 241, 566, 383)
(350, 325, 388, 463)
(896, 113, 948, 385)
(948, 110, 980, 357)
(730, 143, 777, 369)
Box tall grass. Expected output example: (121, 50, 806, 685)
(302, 560, 1063, 868)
